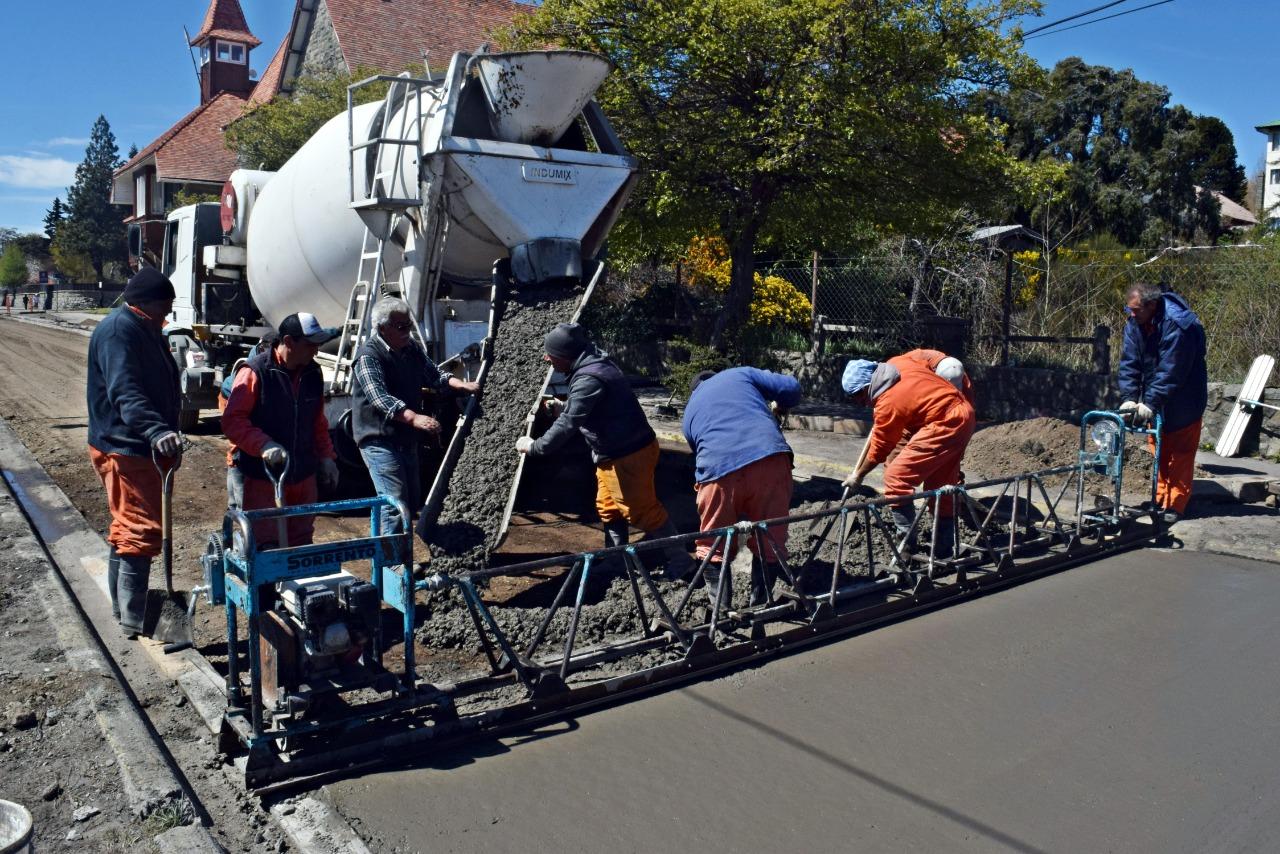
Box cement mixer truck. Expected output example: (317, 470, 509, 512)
(156, 50, 636, 442)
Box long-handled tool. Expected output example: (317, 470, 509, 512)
(265, 451, 290, 548)
(149, 443, 194, 651)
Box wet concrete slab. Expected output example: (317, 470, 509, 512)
(326, 549, 1280, 852)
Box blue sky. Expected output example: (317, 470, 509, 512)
(0, 0, 1275, 236)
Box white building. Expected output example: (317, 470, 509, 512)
(1258, 119, 1280, 222)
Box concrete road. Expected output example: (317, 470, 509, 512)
(328, 549, 1280, 853)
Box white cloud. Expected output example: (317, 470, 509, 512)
(43, 137, 88, 148)
(0, 155, 77, 190)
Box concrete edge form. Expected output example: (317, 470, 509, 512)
(0, 417, 367, 854)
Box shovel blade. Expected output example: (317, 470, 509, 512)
(151, 591, 193, 647)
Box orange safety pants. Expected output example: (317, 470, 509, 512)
(882, 401, 975, 518)
(1148, 418, 1201, 514)
(89, 446, 164, 558)
(694, 452, 793, 563)
(595, 439, 668, 533)
(242, 474, 318, 547)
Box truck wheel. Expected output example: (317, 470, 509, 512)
(178, 408, 200, 433)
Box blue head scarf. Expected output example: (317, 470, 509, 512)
(841, 358, 878, 396)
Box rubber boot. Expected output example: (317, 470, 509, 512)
(749, 558, 780, 607)
(117, 553, 151, 638)
(106, 546, 121, 621)
(889, 502, 917, 549)
(644, 519, 695, 582)
(933, 515, 957, 560)
(704, 560, 730, 609)
(599, 519, 630, 577)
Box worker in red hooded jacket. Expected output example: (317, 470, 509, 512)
(841, 353, 976, 557)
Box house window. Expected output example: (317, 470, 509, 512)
(1272, 170, 1280, 185)
(199, 45, 210, 66)
(135, 172, 147, 218)
(215, 40, 245, 64)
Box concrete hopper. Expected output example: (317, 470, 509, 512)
(471, 51, 612, 146)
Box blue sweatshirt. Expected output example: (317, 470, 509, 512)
(86, 305, 180, 456)
(1117, 292, 1208, 433)
(681, 367, 802, 483)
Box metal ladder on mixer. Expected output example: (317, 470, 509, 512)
(330, 72, 435, 394)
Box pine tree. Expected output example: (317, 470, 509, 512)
(58, 116, 126, 281)
(127, 143, 139, 160)
(43, 197, 64, 241)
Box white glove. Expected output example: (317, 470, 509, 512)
(262, 442, 287, 468)
(317, 457, 339, 490)
(152, 431, 182, 457)
(842, 470, 863, 489)
(1119, 400, 1138, 413)
(515, 436, 534, 454)
(1134, 402, 1154, 425)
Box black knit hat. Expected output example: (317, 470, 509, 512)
(543, 322, 591, 360)
(689, 369, 719, 396)
(122, 267, 176, 305)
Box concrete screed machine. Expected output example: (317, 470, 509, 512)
(160, 50, 1174, 790)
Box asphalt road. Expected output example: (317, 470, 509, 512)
(328, 548, 1280, 853)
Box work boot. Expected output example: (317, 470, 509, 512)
(107, 547, 121, 621)
(933, 516, 957, 560)
(704, 560, 731, 609)
(116, 554, 152, 638)
(749, 559, 781, 607)
(888, 502, 917, 549)
(643, 519, 695, 582)
(598, 520, 630, 577)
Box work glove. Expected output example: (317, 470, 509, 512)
(317, 457, 340, 491)
(1119, 400, 1138, 413)
(261, 442, 287, 469)
(842, 470, 863, 489)
(1134, 402, 1154, 425)
(515, 436, 534, 454)
(152, 431, 182, 457)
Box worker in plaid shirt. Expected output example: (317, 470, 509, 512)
(351, 297, 479, 533)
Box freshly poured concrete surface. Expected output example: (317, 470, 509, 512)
(331, 549, 1280, 853)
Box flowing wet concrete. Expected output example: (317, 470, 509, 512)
(328, 549, 1280, 852)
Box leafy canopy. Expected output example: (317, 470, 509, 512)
(510, 0, 1039, 345)
(0, 243, 27, 288)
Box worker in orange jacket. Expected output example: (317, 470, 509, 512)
(841, 353, 976, 557)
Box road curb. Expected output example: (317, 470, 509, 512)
(0, 417, 367, 854)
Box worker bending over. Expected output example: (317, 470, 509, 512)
(516, 323, 693, 580)
(86, 268, 183, 637)
(223, 313, 341, 547)
(1117, 281, 1207, 523)
(682, 367, 801, 606)
(842, 352, 976, 558)
(352, 297, 479, 534)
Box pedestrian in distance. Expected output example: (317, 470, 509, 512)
(222, 312, 341, 547)
(86, 267, 182, 638)
(353, 297, 479, 534)
(515, 322, 694, 580)
(842, 351, 976, 559)
(681, 366, 802, 606)
(1117, 281, 1208, 523)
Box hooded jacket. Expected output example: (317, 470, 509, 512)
(86, 305, 180, 456)
(528, 349, 655, 463)
(1117, 292, 1208, 433)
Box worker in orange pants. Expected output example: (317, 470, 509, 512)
(1118, 282, 1208, 523)
(842, 353, 976, 558)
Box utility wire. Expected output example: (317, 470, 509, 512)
(1022, 0, 1135, 36)
(1024, 0, 1176, 39)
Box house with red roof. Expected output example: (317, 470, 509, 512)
(112, 0, 523, 263)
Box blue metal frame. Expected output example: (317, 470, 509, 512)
(1078, 409, 1162, 521)
(217, 494, 413, 745)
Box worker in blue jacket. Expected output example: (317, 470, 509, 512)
(1116, 281, 1208, 522)
(682, 366, 802, 605)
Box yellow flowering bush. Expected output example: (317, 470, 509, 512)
(684, 235, 812, 328)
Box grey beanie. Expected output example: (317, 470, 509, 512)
(544, 322, 591, 360)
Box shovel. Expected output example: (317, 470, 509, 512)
(265, 450, 290, 548)
(149, 444, 194, 652)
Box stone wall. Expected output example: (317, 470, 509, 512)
(300, 0, 347, 78)
(51, 287, 122, 311)
(1203, 383, 1280, 459)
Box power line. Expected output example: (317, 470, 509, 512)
(1022, 0, 1136, 36)
(1024, 0, 1176, 40)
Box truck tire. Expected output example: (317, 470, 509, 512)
(178, 408, 200, 433)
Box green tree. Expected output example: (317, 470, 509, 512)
(991, 58, 1238, 247)
(43, 197, 64, 241)
(0, 243, 27, 288)
(59, 116, 126, 281)
(512, 0, 1038, 348)
(225, 70, 385, 170)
